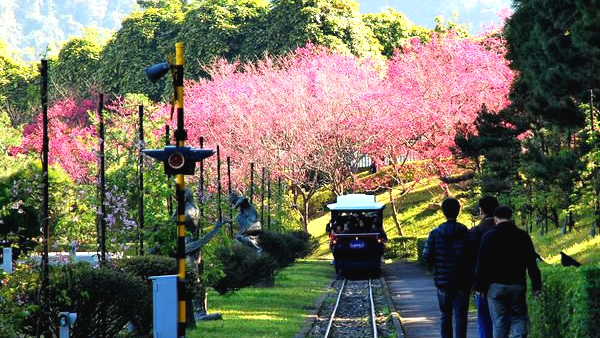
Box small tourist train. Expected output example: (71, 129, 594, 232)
(326, 194, 386, 276)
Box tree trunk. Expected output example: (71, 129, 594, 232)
(388, 189, 403, 236)
(302, 196, 310, 232)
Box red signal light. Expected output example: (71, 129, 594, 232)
(168, 151, 185, 169)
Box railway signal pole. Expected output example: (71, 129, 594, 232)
(143, 43, 214, 337)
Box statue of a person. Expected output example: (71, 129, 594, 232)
(179, 188, 223, 322)
(229, 191, 262, 252)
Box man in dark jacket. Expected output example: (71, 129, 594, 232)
(470, 195, 498, 338)
(473, 205, 542, 338)
(423, 197, 474, 338)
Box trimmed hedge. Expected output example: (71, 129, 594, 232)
(528, 265, 600, 338)
(116, 255, 202, 336)
(384, 236, 419, 259)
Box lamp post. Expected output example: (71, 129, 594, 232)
(143, 43, 214, 337)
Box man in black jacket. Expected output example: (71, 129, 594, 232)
(473, 205, 542, 338)
(423, 197, 474, 338)
(470, 195, 498, 338)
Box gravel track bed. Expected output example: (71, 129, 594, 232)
(305, 277, 395, 338)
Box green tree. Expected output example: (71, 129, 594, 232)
(362, 8, 430, 57)
(0, 40, 39, 126)
(97, 8, 183, 101)
(265, 0, 382, 58)
(454, 105, 523, 196)
(501, 0, 600, 227)
(177, 0, 270, 79)
(52, 29, 106, 100)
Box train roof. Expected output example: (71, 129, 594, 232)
(327, 194, 385, 212)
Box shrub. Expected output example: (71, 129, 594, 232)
(211, 243, 278, 295)
(0, 262, 147, 338)
(528, 265, 600, 338)
(416, 237, 430, 269)
(306, 189, 336, 218)
(384, 236, 419, 260)
(259, 231, 317, 269)
(116, 255, 202, 336)
(288, 230, 318, 258)
(53, 263, 147, 338)
(259, 231, 294, 269)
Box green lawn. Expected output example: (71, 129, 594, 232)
(189, 259, 334, 338)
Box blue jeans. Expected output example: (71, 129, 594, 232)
(437, 288, 470, 338)
(487, 283, 528, 338)
(475, 292, 493, 338)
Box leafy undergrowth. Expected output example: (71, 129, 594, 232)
(190, 259, 333, 338)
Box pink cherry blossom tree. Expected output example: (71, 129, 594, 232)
(359, 31, 514, 235)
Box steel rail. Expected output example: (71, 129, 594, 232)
(324, 278, 378, 338)
(369, 278, 378, 338)
(324, 278, 346, 338)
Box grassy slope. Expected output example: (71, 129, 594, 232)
(308, 179, 600, 266)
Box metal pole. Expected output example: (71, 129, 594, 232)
(249, 162, 254, 204)
(199, 137, 204, 236)
(591, 90, 594, 131)
(267, 169, 271, 231)
(227, 156, 233, 237)
(98, 93, 106, 264)
(217, 146, 222, 223)
(173, 43, 187, 337)
(40, 59, 50, 338)
(138, 105, 144, 255)
(261, 167, 265, 225)
(278, 177, 282, 232)
(166, 126, 173, 216)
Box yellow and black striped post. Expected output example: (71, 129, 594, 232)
(173, 42, 187, 338)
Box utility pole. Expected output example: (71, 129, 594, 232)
(40, 59, 50, 338)
(173, 43, 188, 337)
(143, 44, 215, 337)
(138, 105, 145, 255)
(98, 94, 106, 264)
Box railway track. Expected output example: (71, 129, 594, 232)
(321, 278, 379, 338)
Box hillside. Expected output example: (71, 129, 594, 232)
(0, 0, 136, 60)
(308, 177, 600, 266)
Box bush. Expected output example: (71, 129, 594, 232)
(211, 243, 278, 295)
(258, 231, 317, 269)
(54, 263, 148, 338)
(116, 255, 202, 336)
(259, 232, 295, 269)
(384, 236, 419, 260)
(416, 237, 430, 269)
(306, 189, 336, 218)
(288, 230, 318, 258)
(528, 265, 600, 338)
(0, 262, 148, 338)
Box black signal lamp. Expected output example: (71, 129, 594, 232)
(143, 145, 215, 175)
(144, 61, 171, 83)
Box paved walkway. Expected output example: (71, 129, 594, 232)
(382, 260, 479, 338)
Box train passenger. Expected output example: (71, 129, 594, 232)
(328, 220, 338, 265)
(373, 218, 387, 242)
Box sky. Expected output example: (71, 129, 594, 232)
(354, 0, 513, 33)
